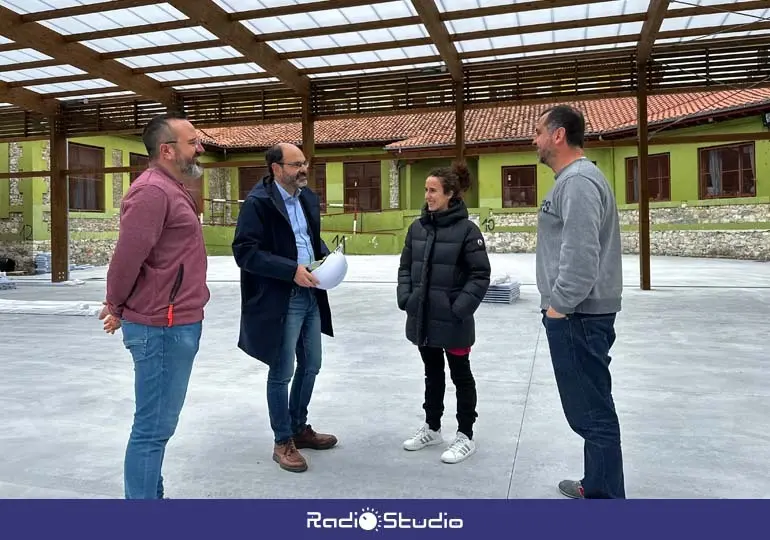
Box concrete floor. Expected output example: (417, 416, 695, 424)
(0, 253, 768, 499)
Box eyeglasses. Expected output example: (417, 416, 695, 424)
(162, 139, 203, 147)
(278, 161, 309, 168)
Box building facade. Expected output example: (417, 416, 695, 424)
(1, 106, 769, 273)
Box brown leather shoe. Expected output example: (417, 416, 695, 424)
(294, 425, 338, 450)
(272, 439, 307, 472)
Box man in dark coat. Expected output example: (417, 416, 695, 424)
(232, 143, 336, 473)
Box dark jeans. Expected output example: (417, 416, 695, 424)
(542, 311, 625, 499)
(121, 320, 202, 499)
(267, 287, 322, 444)
(419, 346, 478, 439)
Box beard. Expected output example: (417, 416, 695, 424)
(178, 156, 203, 179)
(285, 171, 307, 190)
(537, 148, 551, 167)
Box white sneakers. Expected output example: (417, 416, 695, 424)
(402, 424, 477, 463)
(440, 432, 476, 464)
(403, 424, 443, 451)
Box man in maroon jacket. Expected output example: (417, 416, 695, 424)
(99, 112, 210, 499)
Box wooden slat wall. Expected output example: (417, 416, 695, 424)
(183, 84, 304, 125)
(0, 108, 50, 139)
(61, 99, 167, 134)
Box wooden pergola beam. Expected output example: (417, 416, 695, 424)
(0, 5, 175, 106)
(637, 63, 651, 290)
(166, 0, 310, 95)
(41, 87, 124, 99)
(256, 17, 419, 42)
(302, 96, 315, 189)
(0, 59, 61, 73)
(638, 0, 672, 63)
(0, 43, 22, 53)
(407, 0, 463, 81)
(133, 57, 253, 75)
(230, 0, 394, 20)
(100, 40, 225, 60)
(0, 81, 58, 116)
(64, 20, 192, 43)
(158, 72, 273, 88)
(6, 74, 94, 88)
(279, 37, 432, 60)
(49, 112, 69, 283)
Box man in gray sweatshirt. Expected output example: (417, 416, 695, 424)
(534, 105, 625, 499)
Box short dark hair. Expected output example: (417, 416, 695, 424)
(265, 144, 284, 180)
(142, 112, 189, 159)
(428, 160, 472, 200)
(540, 105, 585, 148)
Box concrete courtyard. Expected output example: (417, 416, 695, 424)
(0, 253, 768, 499)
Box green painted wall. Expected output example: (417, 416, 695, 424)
(478, 152, 554, 208)
(325, 162, 344, 213)
(613, 116, 770, 206)
(3, 114, 770, 258)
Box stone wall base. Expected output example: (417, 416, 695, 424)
(0, 239, 117, 274)
(483, 230, 770, 261)
(620, 230, 770, 261)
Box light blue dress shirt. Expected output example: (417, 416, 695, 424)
(275, 181, 314, 266)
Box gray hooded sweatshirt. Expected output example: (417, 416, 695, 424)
(535, 157, 623, 315)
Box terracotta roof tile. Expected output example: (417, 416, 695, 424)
(198, 90, 770, 151)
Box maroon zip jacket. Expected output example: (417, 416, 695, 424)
(106, 166, 209, 327)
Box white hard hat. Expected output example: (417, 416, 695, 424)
(310, 248, 348, 290)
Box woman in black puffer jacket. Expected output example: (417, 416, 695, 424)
(396, 161, 490, 464)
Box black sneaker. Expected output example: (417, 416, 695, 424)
(558, 479, 585, 499)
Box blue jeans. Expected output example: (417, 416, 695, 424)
(542, 311, 625, 499)
(121, 320, 202, 499)
(267, 287, 322, 443)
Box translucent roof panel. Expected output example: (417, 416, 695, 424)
(0, 65, 86, 83)
(456, 22, 644, 56)
(0, 48, 52, 66)
(36, 4, 188, 36)
(116, 46, 244, 69)
(147, 63, 266, 83)
(268, 25, 429, 54)
(173, 78, 280, 90)
(289, 45, 439, 70)
(81, 27, 218, 54)
(306, 61, 445, 78)
(54, 90, 136, 101)
(445, 1, 649, 35)
(0, 0, 105, 14)
(213, 0, 322, 12)
(23, 78, 116, 94)
(668, 0, 763, 11)
(465, 41, 640, 63)
(660, 7, 770, 32)
(657, 28, 770, 46)
(239, 0, 416, 35)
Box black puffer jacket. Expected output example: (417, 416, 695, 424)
(397, 199, 491, 349)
